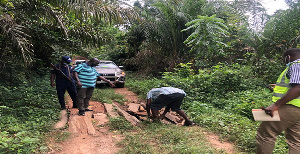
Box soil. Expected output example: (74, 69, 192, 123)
(49, 87, 236, 154)
(48, 100, 123, 154)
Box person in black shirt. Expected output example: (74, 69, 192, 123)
(50, 56, 77, 110)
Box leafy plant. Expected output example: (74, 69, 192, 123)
(182, 14, 229, 60)
(0, 75, 60, 153)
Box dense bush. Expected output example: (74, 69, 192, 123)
(126, 63, 288, 153)
(0, 76, 59, 153)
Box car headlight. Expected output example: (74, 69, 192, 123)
(116, 71, 125, 76)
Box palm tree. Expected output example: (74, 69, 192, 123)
(0, 0, 137, 67)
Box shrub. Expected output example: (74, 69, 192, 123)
(0, 76, 59, 153)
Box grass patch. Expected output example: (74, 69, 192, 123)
(118, 122, 227, 154)
(108, 116, 134, 133)
(92, 87, 126, 104)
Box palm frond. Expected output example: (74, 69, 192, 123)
(0, 14, 34, 65)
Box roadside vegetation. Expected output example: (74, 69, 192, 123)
(125, 64, 288, 153)
(0, 75, 60, 153)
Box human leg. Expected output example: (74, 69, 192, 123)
(176, 110, 193, 125)
(283, 105, 300, 154)
(255, 121, 282, 154)
(56, 85, 67, 110)
(285, 121, 300, 154)
(67, 83, 77, 108)
(256, 105, 300, 154)
(83, 87, 94, 110)
(151, 108, 160, 121)
(150, 94, 169, 120)
(168, 93, 193, 125)
(77, 88, 87, 113)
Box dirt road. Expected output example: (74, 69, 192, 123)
(49, 87, 236, 154)
(49, 99, 122, 154)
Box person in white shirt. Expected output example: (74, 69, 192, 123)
(146, 87, 194, 126)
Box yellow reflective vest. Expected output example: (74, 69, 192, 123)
(272, 61, 300, 107)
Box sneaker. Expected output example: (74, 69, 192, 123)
(184, 121, 195, 126)
(79, 110, 85, 116)
(85, 108, 93, 112)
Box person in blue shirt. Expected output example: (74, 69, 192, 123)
(73, 58, 115, 116)
(146, 87, 194, 126)
(50, 56, 77, 110)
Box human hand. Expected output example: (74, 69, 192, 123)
(261, 104, 279, 117)
(109, 82, 116, 88)
(51, 83, 55, 88)
(76, 81, 82, 88)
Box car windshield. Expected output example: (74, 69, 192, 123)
(75, 61, 85, 65)
(96, 62, 118, 69)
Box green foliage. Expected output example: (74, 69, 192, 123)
(126, 63, 288, 153)
(0, 131, 40, 153)
(108, 117, 133, 133)
(53, 131, 71, 143)
(261, 2, 300, 56)
(0, 75, 59, 153)
(182, 14, 229, 58)
(252, 55, 286, 83)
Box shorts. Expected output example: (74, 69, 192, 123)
(151, 93, 185, 112)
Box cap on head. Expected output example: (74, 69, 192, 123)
(62, 56, 72, 63)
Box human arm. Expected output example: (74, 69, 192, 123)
(160, 106, 171, 119)
(50, 73, 56, 88)
(98, 76, 115, 87)
(146, 98, 151, 117)
(264, 84, 300, 116)
(73, 72, 82, 88)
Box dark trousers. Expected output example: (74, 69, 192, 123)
(56, 82, 77, 109)
(77, 87, 94, 111)
(151, 93, 185, 112)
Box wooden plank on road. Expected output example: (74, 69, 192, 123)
(113, 102, 140, 126)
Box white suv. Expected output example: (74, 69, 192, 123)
(95, 60, 125, 88)
(73, 60, 86, 67)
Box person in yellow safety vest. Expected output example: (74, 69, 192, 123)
(256, 48, 300, 154)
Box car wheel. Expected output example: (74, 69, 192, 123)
(116, 83, 125, 88)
